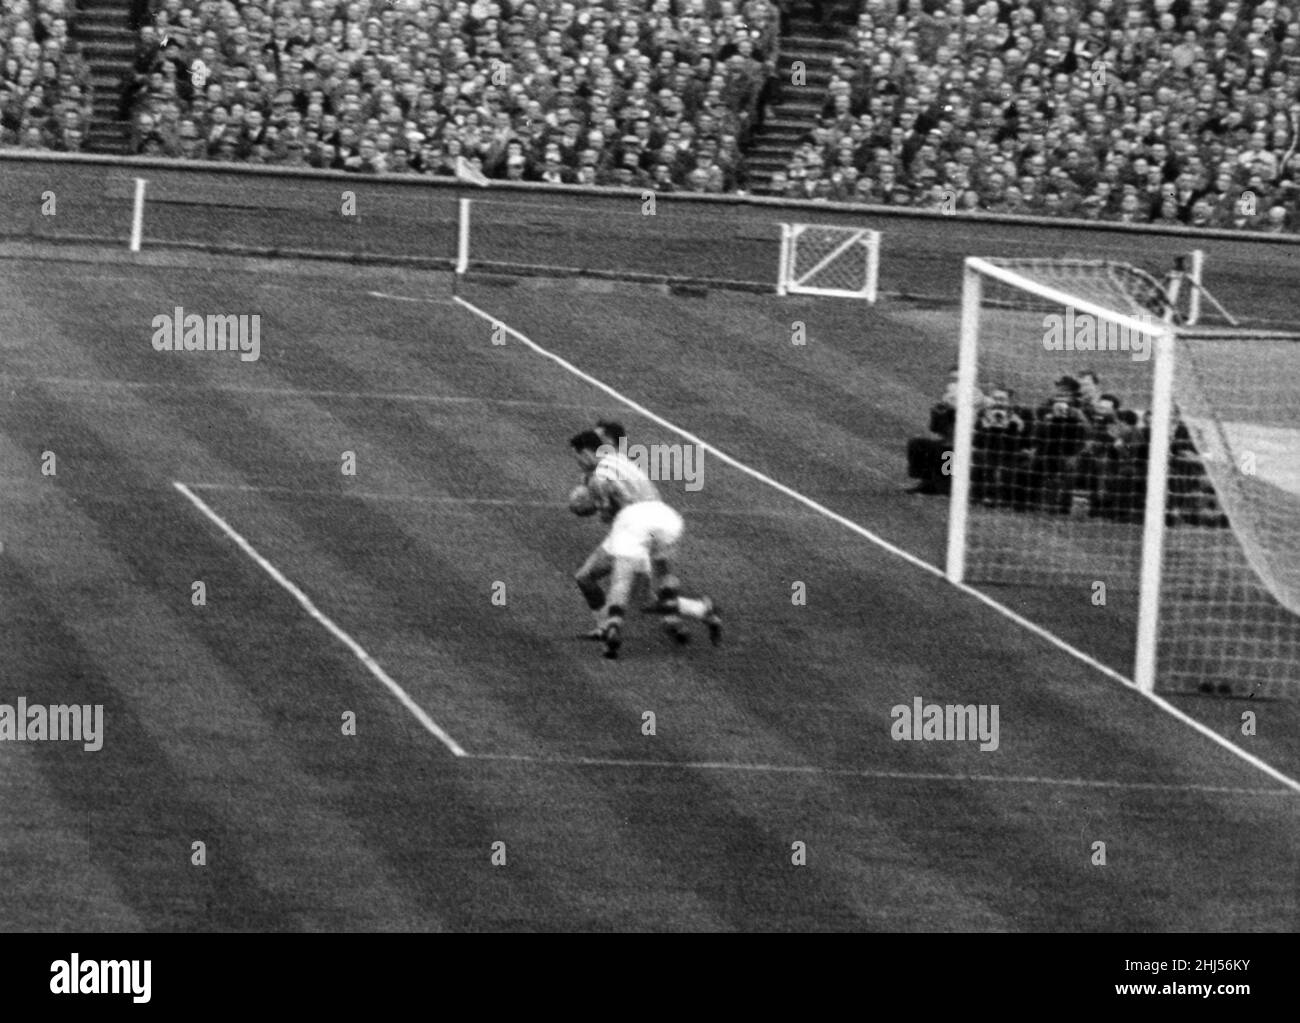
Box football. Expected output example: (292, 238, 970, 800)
(568, 484, 597, 517)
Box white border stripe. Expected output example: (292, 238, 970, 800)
(172, 481, 467, 757)
(468, 753, 1294, 797)
(451, 295, 1300, 795)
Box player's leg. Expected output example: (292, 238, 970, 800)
(646, 507, 723, 645)
(598, 554, 641, 658)
(649, 556, 723, 645)
(628, 570, 651, 612)
(596, 503, 657, 658)
(574, 545, 613, 638)
(647, 555, 691, 644)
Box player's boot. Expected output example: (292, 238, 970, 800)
(702, 598, 723, 646)
(661, 616, 691, 645)
(601, 619, 622, 659)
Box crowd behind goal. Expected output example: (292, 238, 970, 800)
(906, 364, 1227, 527)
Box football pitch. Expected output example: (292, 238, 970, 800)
(1, 243, 1297, 931)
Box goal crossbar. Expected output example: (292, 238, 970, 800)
(947, 254, 1300, 699)
(966, 257, 1173, 337)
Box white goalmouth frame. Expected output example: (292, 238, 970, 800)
(947, 257, 1177, 694)
(778, 223, 880, 302)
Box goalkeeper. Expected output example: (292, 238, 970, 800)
(568, 428, 722, 660)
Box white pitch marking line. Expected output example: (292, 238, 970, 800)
(366, 290, 457, 304)
(0, 375, 592, 410)
(451, 295, 1300, 797)
(467, 752, 1295, 797)
(172, 481, 467, 757)
(182, 481, 820, 517)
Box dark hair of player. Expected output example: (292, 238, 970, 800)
(596, 418, 627, 442)
(569, 429, 604, 452)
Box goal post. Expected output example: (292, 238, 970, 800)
(947, 255, 1300, 699)
(778, 223, 880, 301)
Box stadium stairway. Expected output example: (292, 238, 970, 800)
(74, 0, 137, 155)
(746, 3, 853, 194)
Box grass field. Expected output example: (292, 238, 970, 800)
(1, 237, 1297, 932)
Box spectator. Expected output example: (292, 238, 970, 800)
(1025, 387, 1089, 514)
(906, 366, 981, 495)
(93, 0, 1300, 236)
(972, 386, 1028, 507)
(122, 0, 780, 192)
(775, 0, 1300, 232)
(1076, 392, 1134, 518)
(3, 0, 91, 151)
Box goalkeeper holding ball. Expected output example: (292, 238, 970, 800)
(568, 424, 722, 660)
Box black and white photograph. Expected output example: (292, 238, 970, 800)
(0, 0, 1296, 981)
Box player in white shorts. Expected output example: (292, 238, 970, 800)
(569, 428, 722, 659)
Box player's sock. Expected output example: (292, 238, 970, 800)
(647, 579, 686, 610)
(601, 605, 625, 659)
(702, 598, 723, 646)
(660, 612, 690, 645)
(676, 596, 709, 620)
(650, 576, 681, 614)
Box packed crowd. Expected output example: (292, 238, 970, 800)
(906, 366, 1225, 525)
(115, 0, 779, 191)
(774, 0, 1300, 231)
(0, 0, 94, 152)
(11, 0, 1300, 234)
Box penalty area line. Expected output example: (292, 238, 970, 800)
(451, 295, 1300, 797)
(366, 290, 457, 304)
(467, 753, 1295, 797)
(172, 481, 467, 757)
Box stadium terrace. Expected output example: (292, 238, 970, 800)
(4, 0, 1280, 232)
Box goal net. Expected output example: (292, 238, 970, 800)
(778, 224, 879, 301)
(947, 255, 1300, 699)
(1161, 331, 1300, 696)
